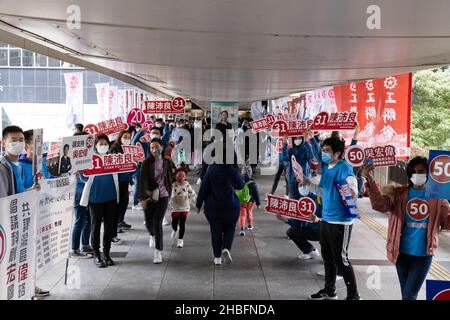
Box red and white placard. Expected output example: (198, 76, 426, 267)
(250, 114, 275, 133)
(270, 119, 313, 137)
(126, 108, 146, 125)
(143, 97, 186, 114)
(122, 142, 145, 162)
(83, 154, 137, 176)
(265, 194, 316, 222)
(84, 116, 129, 136)
(345, 144, 397, 167)
(291, 155, 304, 184)
(276, 137, 285, 153)
(310, 111, 358, 131)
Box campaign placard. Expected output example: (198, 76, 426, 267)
(426, 280, 450, 300)
(249, 114, 275, 133)
(426, 150, 450, 199)
(84, 116, 129, 136)
(345, 145, 397, 167)
(83, 154, 137, 176)
(291, 155, 304, 184)
(335, 179, 359, 218)
(270, 119, 313, 137)
(143, 97, 186, 114)
(310, 111, 358, 131)
(122, 142, 145, 162)
(32, 128, 44, 176)
(126, 108, 146, 125)
(59, 134, 95, 175)
(265, 194, 315, 222)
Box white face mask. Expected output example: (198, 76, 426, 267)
(294, 138, 303, 146)
(121, 138, 131, 146)
(7, 141, 25, 156)
(136, 128, 141, 132)
(410, 174, 427, 186)
(150, 134, 160, 140)
(156, 123, 162, 128)
(97, 145, 109, 155)
(298, 185, 310, 197)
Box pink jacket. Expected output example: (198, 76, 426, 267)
(366, 179, 450, 264)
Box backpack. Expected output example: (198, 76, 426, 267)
(235, 181, 252, 204)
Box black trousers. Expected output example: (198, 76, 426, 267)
(89, 201, 116, 255)
(205, 212, 239, 258)
(172, 214, 187, 239)
(286, 226, 320, 254)
(270, 163, 288, 195)
(320, 221, 359, 298)
(144, 197, 169, 250)
(112, 181, 130, 238)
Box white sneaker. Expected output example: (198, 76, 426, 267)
(196, 178, 201, 185)
(298, 249, 320, 260)
(239, 230, 245, 236)
(163, 217, 170, 226)
(336, 275, 343, 281)
(149, 236, 155, 248)
(132, 204, 143, 211)
(177, 239, 184, 248)
(171, 230, 177, 239)
(284, 195, 290, 199)
(222, 249, 232, 264)
(153, 249, 162, 264)
(214, 257, 222, 265)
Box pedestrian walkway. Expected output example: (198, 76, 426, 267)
(37, 174, 450, 300)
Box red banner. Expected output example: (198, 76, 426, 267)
(265, 194, 316, 222)
(143, 97, 186, 114)
(83, 154, 137, 176)
(270, 119, 313, 137)
(250, 114, 275, 133)
(310, 112, 358, 131)
(84, 117, 129, 136)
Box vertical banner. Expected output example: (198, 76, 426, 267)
(95, 83, 110, 122)
(32, 128, 44, 177)
(0, 191, 37, 300)
(109, 86, 119, 119)
(35, 177, 75, 277)
(64, 72, 84, 130)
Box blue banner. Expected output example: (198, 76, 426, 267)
(426, 280, 450, 300)
(426, 150, 450, 199)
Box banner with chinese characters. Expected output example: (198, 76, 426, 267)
(345, 145, 397, 167)
(59, 134, 95, 175)
(250, 114, 275, 133)
(265, 194, 316, 222)
(84, 116, 129, 136)
(35, 177, 75, 277)
(64, 72, 84, 130)
(143, 97, 186, 114)
(122, 143, 145, 162)
(0, 191, 37, 300)
(95, 83, 110, 122)
(83, 154, 137, 176)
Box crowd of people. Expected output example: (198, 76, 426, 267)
(1, 108, 449, 301)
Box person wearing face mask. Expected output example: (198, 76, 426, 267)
(80, 134, 119, 268)
(110, 131, 135, 241)
(140, 138, 175, 264)
(168, 168, 197, 248)
(282, 135, 314, 200)
(363, 156, 450, 300)
(301, 136, 360, 300)
(0, 126, 26, 198)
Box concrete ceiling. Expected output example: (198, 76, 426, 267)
(0, 0, 450, 106)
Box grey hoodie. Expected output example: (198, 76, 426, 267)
(0, 155, 15, 198)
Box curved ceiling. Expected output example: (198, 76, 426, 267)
(0, 0, 449, 105)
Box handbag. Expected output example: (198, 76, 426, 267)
(151, 187, 160, 202)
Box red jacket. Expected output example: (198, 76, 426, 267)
(366, 179, 450, 264)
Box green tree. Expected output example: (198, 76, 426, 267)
(411, 69, 450, 155)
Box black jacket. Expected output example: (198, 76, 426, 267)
(139, 157, 174, 201)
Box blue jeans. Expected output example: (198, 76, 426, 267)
(395, 252, 432, 300)
(133, 164, 141, 206)
(71, 197, 91, 251)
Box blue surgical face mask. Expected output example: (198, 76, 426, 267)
(321, 151, 333, 164)
(298, 185, 310, 197)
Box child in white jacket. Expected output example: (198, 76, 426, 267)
(169, 168, 197, 248)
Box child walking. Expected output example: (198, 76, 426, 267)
(169, 168, 197, 248)
(236, 164, 261, 236)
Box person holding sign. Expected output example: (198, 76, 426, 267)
(80, 134, 119, 268)
(301, 136, 360, 300)
(139, 138, 175, 264)
(363, 156, 450, 300)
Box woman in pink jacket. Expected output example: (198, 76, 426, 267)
(363, 156, 450, 300)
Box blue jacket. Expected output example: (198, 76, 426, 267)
(242, 175, 261, 206)
(282, 141, 314, 185)
(18, 154, 33, 190)
(196, 164, 244, 217)
(287, 193, 322, 232)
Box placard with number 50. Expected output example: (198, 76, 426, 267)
(426, 150, 450, 199)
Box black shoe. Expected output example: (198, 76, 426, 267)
(117, 227, 124, 234)
(119, 221, 132, 230)
(309, 289, 338, 300)
(94, 256, 106, 268)
(102, 253, 115, 266)
(346, 295, 362, 300)
(81, 247, 94, 254)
